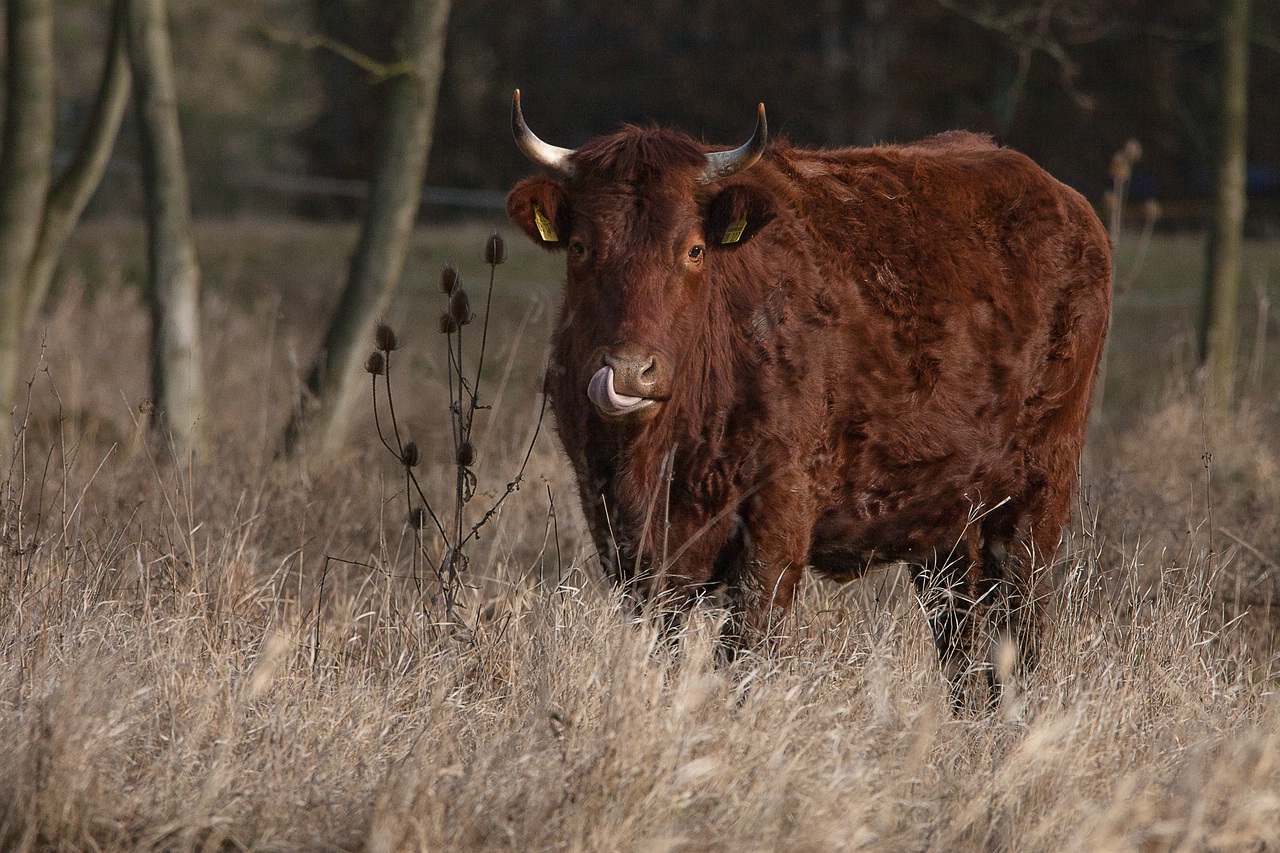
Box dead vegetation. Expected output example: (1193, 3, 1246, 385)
(1, 222, 1278, 852)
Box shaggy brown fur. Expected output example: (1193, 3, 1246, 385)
(508, 121, 1111, 706)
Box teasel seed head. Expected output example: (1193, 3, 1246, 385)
(408, 506, 426, 530)
(374, 321, 400, 352)
(401, 441, 420, 467)
(440, 262, 459, 295)
(449, 288, 472, 326)
(456, 440, 476, 467)
(1143, 198, 1163, 221)
(365, 350, 386, 376)
(438, 312, 459, 334)
(484, 232, 507, 265)
(1123, 139, 1143, 164)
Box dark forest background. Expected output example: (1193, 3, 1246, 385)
(53, 0, 1280, 228)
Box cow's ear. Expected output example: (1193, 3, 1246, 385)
(507, 177, 571, 250)
(705, 184, 776, 248)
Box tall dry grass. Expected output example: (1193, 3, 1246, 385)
(2, 222, 1279, 852)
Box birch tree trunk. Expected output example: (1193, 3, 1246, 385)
(127, 0, 207, 456)
(0, 0, 131, 464)
(0, 0, 55, 460)
(1198, 0, 1251, 413)
(288, 0, 452, 458)
(25, 0, 132, 335)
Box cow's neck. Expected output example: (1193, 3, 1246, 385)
(609, 294, 747, 545)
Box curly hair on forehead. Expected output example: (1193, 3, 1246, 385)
(570, 125, 708, 184)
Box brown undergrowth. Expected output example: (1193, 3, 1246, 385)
(1, 223, 1278, 851)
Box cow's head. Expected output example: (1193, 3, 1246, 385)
(507, 90, 774, 422)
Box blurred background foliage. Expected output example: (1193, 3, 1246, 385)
(48, 0, 1280, 226)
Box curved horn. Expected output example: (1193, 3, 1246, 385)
(512, 89, 576, 178)
(699, 103, 768, 184)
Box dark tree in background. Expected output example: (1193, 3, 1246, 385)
(290, 0, 453, 457)
(286, 0, 1276, 429)
(27, 0, 1274, 229)
(0, 0, 131, 462)
(0, 0, 56, 462)
(9, 0, 1276, 457)
(127, 0, 208, 457)
(23, 0, 131, 338)
(295, 0, 400, 216)
(1200, 0, 1253, 412)
(379, 0, 1275, 221)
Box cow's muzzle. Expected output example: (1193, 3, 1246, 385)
(588, 351, 668, 417)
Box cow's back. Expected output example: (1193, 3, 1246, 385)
(752, 137, 1111, 569)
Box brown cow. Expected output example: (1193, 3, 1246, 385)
(506, 90, 1110, 707)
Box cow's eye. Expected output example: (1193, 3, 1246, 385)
(570, 240, 586, 257)
(688, 245, 704, 262)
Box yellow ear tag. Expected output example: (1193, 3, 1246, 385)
(533, 203, 560, 243)
(721, 214, 748, 244)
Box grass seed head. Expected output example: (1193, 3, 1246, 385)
(440, 262, 460, 295)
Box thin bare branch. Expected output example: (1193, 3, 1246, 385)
(261, 25, 415, 82)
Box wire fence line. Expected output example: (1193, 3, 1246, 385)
(230, 167, 509, 212)
(60, 151, 511, 214)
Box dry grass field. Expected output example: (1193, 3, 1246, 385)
(2, 220, 1279, 852)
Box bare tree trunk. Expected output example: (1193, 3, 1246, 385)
(1198, 0, 1251, 413)
(288, 0, 452, 458)
(25, 0, 132, 334)
(127, 0, 207, 456)
(0, 0, 55, 459)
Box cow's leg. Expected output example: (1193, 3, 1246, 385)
(1019, 522, 1062, 672)
(974, 478, 1073, 709)
(1003, 314, 1104, 677)
(621, 505, 740, 650)
(1003, 393, 1094, 682)
(912, 525, 1000, 712)
(723, 481, 816, 649)
(996, 486, 1071, 682)
(975, 534, 1037, 709)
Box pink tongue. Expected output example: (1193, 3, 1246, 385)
(588, 366, 645, 413)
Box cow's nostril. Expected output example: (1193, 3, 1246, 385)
(605, 350, 667, 399)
